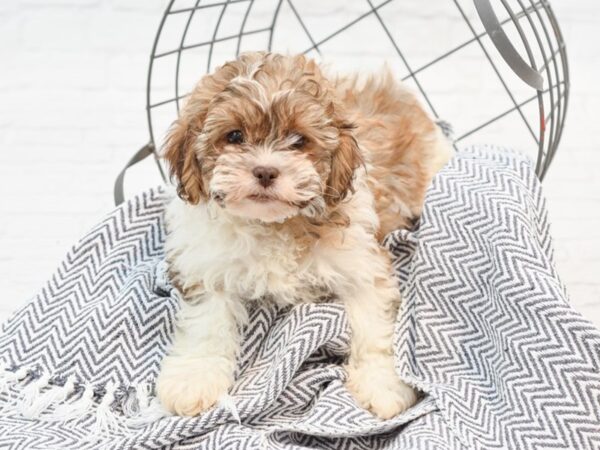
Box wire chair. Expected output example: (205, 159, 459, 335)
(114, 0, 569, 205)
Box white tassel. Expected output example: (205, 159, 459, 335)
(1, 367, 33, 411)
(218, 394, 241, 425)
(0, 363, 8, 395)
(135, 382, 152, 413)
(259, 430, 270, 449)
(21, 375, 77, 419)
(89, 381, 122, 437)
(50, 383, 95, 423)
(126, 398, 169, 428)
(120, 387, 137, 418)
(125, 383, 169, 428)
(17, 373, 52, 415)
(122, 381, 151, 418)
(0, 367, 29, 398)
(0, 363, 11, 406)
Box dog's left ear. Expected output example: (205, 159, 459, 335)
(163, 116, 206, 205)
(325, 123, 362, 206)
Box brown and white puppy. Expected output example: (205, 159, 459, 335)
(156, 52, 452, 419)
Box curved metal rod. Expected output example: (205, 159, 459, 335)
(287, 0, 322, 56)
(402, 3, 542, 83)
(143, 0, 569, 183)
(175, 0, 203, 115)
(236, 0, 255, 56)
(145, 0, 175, 181)
(455, 82, 559, 143)
(539, 1, 570, 177)
(113, 143, 155, 206)
(455, 0, 538, 144)
(474, 0, 544, 91)
(517, 0, 560, 175)
(536, 14, 565, 169)
(367, 0, 439, 118)
(206, 1, 231, 74)
(501, 0, 549, 174)
(267, 0, 285, 51)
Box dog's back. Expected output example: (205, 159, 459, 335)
(335, 69, 453, 238)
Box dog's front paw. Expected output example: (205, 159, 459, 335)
(156, 356, 234, 416)
(345, 355, 418, 420)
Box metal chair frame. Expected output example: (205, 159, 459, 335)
(114, 0, 569, 205)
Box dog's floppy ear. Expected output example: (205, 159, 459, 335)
(163, 116, 206, 204)
(163, 54, 264, 204)
(325, 122, 362, 206)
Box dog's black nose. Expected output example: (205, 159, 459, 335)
(252, 166, 279, 188)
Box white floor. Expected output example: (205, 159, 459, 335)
(0, 0, 598, 327)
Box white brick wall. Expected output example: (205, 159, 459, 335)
(0, 0, 598, 327)
(0, 0, 167, 316)
(542, 1, 600, 326)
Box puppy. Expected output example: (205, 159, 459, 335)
(156, 52, 452, 420)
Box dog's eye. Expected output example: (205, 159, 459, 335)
(291, 135, 307, 149)
(226, 130, 244, 144)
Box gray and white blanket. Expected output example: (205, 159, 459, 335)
(0, 146, 599, 449)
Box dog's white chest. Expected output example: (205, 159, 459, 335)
(165, 200, 335, 306)
(223, 230, 329, 305)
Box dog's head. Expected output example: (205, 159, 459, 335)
(163, 52, 361, 223)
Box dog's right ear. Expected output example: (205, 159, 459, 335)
(163, 116, 206, 204)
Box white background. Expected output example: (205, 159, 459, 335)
(0, 0, 598, 326)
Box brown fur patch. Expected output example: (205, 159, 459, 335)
(336, 68, 451, 238)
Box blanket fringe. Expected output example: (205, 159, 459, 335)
(134, 381, 152, 413)
(0, 365, 31, 406)
(122, 380, 171, 427)
(125, 398, 168, 428)
(21, 375, 77, 419)
(89, 381, 122, 438)
(17, 372, 52, 416)
(125, 383, 170, 428)
(50, 382, 95, 423)
(0, 363, 165, 435)
(121, 381, 152, 417)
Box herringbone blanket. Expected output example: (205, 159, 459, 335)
(0, 147, 599, 449)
